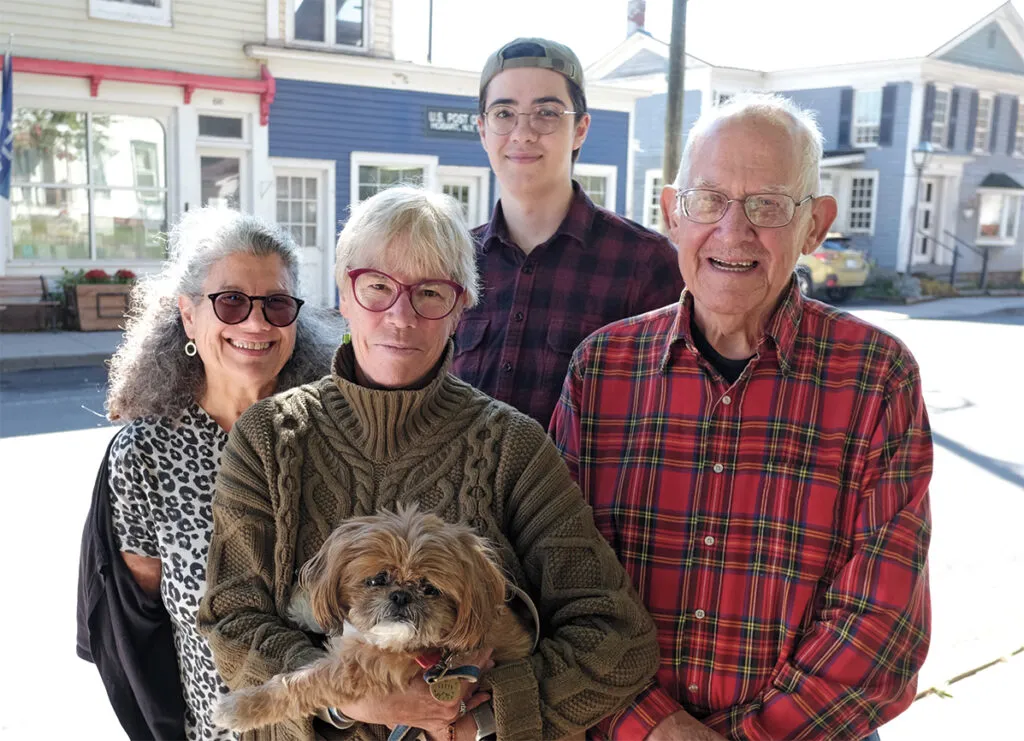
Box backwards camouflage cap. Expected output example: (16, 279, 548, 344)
(479, 38, 585, 96)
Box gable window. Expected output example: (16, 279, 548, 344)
(852, 89, 882, 146)
(89, 0, 172, 26)
(974, 94, 993, 152)
(977, 190, 1021, 244)
(930, 87, 951, 149)
(292, 0, 367, 48)
(1015, 100, 1024, 156)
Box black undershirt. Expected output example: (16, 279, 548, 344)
(690, 315, 754, 385)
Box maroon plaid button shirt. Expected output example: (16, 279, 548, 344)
(452, 183, 683, 427)
(550, 282, 932, 741)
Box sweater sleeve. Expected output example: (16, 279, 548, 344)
(197, 412, 325, 690)
(485, 417, 661, 741)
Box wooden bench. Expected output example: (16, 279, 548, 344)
(0, 276, 61, 330)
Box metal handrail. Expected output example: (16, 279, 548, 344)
(913, 229, 960, 287)
(942, 229, 984, 258)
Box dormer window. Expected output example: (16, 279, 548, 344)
(291, 0, 367, 49)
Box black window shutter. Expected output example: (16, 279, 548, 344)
(947, 88, 960, 149)
(1007, 96, 1019, 155)
(879, 84, 898, 146)
(966, 90, 979, 150)
(990, 95, 1003, 153)
(920, 83, 936, 144)
(837, 88, 854, 149)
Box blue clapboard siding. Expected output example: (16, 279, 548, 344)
(778, 88, 845, 151)
(939, 22, 1024, 75)
(269, 78, 630, 227)
(630, 89, 702, 221)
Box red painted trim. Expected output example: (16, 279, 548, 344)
(7, 56, 275, 125)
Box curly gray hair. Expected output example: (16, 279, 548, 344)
(106, 208, 342, 421)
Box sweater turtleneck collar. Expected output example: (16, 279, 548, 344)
(326, 339, 468, 461)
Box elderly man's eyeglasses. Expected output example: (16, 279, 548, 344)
(483, 104, 577, 136)
(678, 189, 814, 229)
(347, 269, 465, 320)
(207, 292, 304, 327)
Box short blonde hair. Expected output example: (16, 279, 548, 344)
(335, 186, 480, 308)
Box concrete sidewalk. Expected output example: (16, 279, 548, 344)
(0, 330, 123, 373)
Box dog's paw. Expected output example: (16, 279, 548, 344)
(212, 690, 265, 732)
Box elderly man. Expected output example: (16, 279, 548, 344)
(550, 94, 931, 741)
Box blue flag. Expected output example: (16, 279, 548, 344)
(0, 52, 12, 200)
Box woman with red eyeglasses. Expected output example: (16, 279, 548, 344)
(197, 186, 658, 741)
(77, 208, 340, 741)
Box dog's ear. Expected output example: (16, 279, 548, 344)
(298, 520, 366, 634)
(440, 529, 508, 651)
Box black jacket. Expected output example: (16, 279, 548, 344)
(76, 430, 187, 741)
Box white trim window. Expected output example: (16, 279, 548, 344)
(10, 108, 168, 263)
(847, 172, 878, 233)
(973, 93, 994, 153)
(930, 86, 952, 149)
(1015, 99, 1024, 157)
(642, 169, 665, 231)
(712, 91, 735, 107)
(852, 89, 882, 147)
(976, 189, 1021, 244)
(573, 163, 618, 212)
(350, 152, 438, 206)
(89, 0, 172, 27)
(289, 0, 368, 50)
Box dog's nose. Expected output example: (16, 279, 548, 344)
(389, 590, 413, 607)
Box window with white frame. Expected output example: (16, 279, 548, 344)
(930, 87, 951, 148)
(573, 164, 618, 211)
(89, 0, 171, 26)
(350, 153, 437, 206)
(277, 175, 320, 248)
(974, 94, 993, 152)
(292, 0, 367, 48)
(10, 109, 168, 262)
(852, 89, 882, 146)
(847, 174, 877, 232)
(977, 190, 1021, 243)
(713, 91, 735, 107)
(643, 170, 665, 231)
(1015, 100, 1024, 156)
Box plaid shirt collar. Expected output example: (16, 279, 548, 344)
(660, 276, 805, 377)
(478, 181, 598, 253)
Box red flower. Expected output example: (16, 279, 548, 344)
(82, 269, 112, 283)
(114, 269, 136, 281)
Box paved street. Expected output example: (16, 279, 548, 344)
(0, 299, 1021, 739)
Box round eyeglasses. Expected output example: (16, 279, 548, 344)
(206, 291, 304, 327)
(678, 189, 814, 229)
(347, 269, 465, 320)
(483, 104, 577, 136)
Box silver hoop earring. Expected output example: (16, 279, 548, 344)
(184, 340, 198, 357)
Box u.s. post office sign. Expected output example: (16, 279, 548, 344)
(424, 108, 480, 138)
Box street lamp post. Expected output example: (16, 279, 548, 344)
(906, 141, 934, 275)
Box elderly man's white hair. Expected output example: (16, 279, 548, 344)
(673, 93, 824, 200)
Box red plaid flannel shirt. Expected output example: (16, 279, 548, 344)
(452, 183, 683, 427)
(550, 282, 932, 740)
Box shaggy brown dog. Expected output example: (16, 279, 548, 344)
(213, 507, 533, 731)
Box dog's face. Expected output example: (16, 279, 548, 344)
(299, 508, 507, 653)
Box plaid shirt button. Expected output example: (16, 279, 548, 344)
(722, 395, 732, 405)
(704, 536, 716, 546)
(514, 311, 524, 321)
(687, 684, 699, 693)
(694, 609, 706, 620)
(502, 362, 513, 373)
(522, 264, 534, 274)
(712, 463, 724, 473)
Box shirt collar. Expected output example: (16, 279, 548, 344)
(479, 180, 597, 253)
(660, 276, 805, 375)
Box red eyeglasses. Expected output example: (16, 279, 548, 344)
(346, 269, 464, 320)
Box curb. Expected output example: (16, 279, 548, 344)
(1, 352, 111, 374)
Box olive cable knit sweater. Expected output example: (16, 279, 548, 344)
(197, 342, 659, 741)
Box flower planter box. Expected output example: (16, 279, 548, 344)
(73, 283, 131, 331)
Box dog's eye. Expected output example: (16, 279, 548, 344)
(421, 582, 440, 596)
(365, 571, 390, 587)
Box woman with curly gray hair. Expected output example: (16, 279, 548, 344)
(87, 208, 339, 741)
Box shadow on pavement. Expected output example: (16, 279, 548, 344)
(932, 431, 1024, 490)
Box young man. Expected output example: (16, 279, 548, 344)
(550, 95, 931, 741)
(452, 38, 683, 427)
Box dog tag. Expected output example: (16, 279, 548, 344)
(429, 677, 462, 702)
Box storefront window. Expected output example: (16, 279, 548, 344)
(10, 109, 168, 262)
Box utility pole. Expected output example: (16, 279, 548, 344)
(662, 0, 688, 186)
(427, 0, 434, 64)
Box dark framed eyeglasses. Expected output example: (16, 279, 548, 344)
(206, 291, 304, 327)
(483, 104, 577, 136)
(678, 188, 815, 228)
(347, 269, 464, 320)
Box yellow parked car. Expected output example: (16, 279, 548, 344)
(795, 234, 870, 303)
